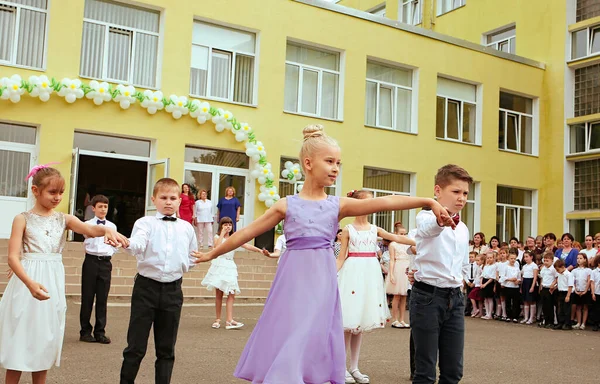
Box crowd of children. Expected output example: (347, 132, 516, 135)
(463, 234, 600, 331)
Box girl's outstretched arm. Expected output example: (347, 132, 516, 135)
(336, 227, 350, 271)
(194, 199, 286, 262)
(339, 196, 453, 228)
(376, 227, 416, 246)
(7, 215, 49, 300)
(65, 214, 129, 247)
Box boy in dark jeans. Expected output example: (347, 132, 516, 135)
(553, 259, 573, 330)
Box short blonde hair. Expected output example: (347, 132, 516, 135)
(153, 178, 180, 196)
(225, 186, 236, 196)
(299, 124, 340, 172)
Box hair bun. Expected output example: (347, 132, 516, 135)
(302, 124, 325, 141)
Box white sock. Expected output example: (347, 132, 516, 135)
(529, 304, 537, 322)
(495, 299, 502, 316)
(523, 305, 530, 321)
(349, 333, 363, 372)
(501, 301, 507, 317)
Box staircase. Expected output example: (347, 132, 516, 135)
(0, 239, 277, 302)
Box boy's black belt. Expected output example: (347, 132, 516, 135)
(414, 281, 461, 296)
(86, 253, 112, 260)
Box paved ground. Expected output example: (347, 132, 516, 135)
(6, 301, 600, 383)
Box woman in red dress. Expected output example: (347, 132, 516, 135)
(179, 183, 195, 224)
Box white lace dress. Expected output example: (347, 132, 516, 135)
(0, 212, 67, 371)
(201, 236, 240, 295)
(338, 224, 390, 334)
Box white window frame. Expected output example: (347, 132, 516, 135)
(365, 61, 415, 133)
(569, 121, 600, 155)
(368, 3, 386, 16)
(570, 25, 600, 61)
(498, 92, 538, 156)
(437, 95, 477, 143)
(189, 20, 258, 106)
(496, 187, 537, 242)
(437, 0, 465, 16)
(464, 182, 481, 234)
(81, 4, 161, 89)
(398, 0, 422, 25)
(0, 0, 48, 70)
(363, 169, 416, 231)
(484, 25, 516, 54)
(284, 42, 343, 120)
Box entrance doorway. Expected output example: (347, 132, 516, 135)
(74, 154, 147, 238)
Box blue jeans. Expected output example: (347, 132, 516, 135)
(409, 283, 465, 384)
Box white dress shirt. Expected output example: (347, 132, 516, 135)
(501, 263, 521, 288)
(572, 267, 592, 292)
(496, 261, 508, 281)
(539, 266, 558, 288)
(194, 199, 213, 223)
(462, 262, 477, 284)
(274, 235, 287, 252)
(125, 213, 198, 283)
(84, 217, 118, 257)
(521, 262, 539, 278)
(482, 264, 497, 280)
(557, 270, 574, 292)
(591, 269, 600, 294)
(414, 210, 469, 288)
(473, 265, 483, 287)
(581, 248, 598, 260)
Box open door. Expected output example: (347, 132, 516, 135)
(67, 148, 80, 240)
(145, 158, 170, 216)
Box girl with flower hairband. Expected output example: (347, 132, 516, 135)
(0, 164, 128, 384)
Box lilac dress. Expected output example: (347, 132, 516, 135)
(234, 194, 345, 384)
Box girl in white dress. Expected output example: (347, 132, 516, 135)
(0, 166, 126, 384)
(201, 217, 265, 330)
(337, 190, 415, 384)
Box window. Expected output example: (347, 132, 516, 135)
(363, 167, 412, 232)
(496, 186, 534, 243)
(278, 156, 339, 197)
(574, 159, 600, 211)
(73, 132, 150, 157)
(437, 0, 465, 16)
(570, 121, 600, 154)
(485, 25, 516, 54)
(436, 77, 477, 144)
(571, 26, 600, 60)
(569, 219, 600, 243)
(0, 0, 47, 69)
(369, 3, 386, 16)
(80, 0, 160, 88)
(284, 42, 341, 120)
(365, 61, 413, 133)
(0, 122, 36, 198)
(498, 92, 534, 154)
(463, 183, 479, 236)
(189, 21, 256, 105)
(576, 0, 600, 23)
(184, 147, 249, 169)
(399, 0, 422, 25)
(574, 64, 600, 117)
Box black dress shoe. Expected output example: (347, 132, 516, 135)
(95, 335, 112, 344)
(80, 334, 96, 343)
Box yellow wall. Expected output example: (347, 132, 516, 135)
(0, 0, 555, 237)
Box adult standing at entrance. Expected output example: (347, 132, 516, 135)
(194, 190, 214, 249)
(554, 233, 579, 271)
(217, 186, 241, 232)
(179, 183, 195, 224)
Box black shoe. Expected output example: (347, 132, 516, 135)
(553, 324, 562, 330)
(544, 324, 553, 329)
(95, 335, 112, 344)
(593, 325, 599, 332)
(562, 324, 570, 330)
(79, 334, 96, 343)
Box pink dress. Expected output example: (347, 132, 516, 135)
(385, 242, 410, 295)
(179, 194, 194, 223)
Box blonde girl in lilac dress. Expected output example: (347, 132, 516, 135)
(193, 125, 453, 384)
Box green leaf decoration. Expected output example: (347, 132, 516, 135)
(247, 133, 256, 142)
(20, 79, 33, 93)
(108, 85, 120, 99)
(0, 86, 5, 97)
(185, 100, 197, 112)
(287, 173, 294, 180)
(265, 180, 274, 188)
(50, 78, 63, 92)
(258, 156, 267, 166)
(161, 97, 171, 106)
(134, 91, 146, 103)
(80, 84, 93, 96)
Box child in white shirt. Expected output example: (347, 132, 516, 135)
(590, 256, 600, 332)
(500, 252, 521, 322)
(480, 252, 497, 320)
(538, 252, 558, 328)
(571, 253, 592, 330)
(554, 260, 574, 330)
(520, 252, 539, 325)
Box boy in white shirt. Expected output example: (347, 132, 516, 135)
(411, 164, 472, 384)
(462, 251, 477, 316)
(120, 178, 198, 384)
(538, 252, 558, 328)
(554, 259, 574, 331)
(80, 194, 118, 344)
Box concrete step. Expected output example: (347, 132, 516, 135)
(0, 240, 277, 301)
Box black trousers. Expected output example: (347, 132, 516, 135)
(408, 289, 415, 377)
(80, 254, 112, 338)
(504, 287, 520, 320)
(464, 283, 473, 315)
(540, 288, 556, 325)
(557, 291, 571, 326)
(590, 296, 600, 325)
(120, 275, 183, 384)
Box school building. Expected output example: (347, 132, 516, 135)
(0, 0, 596, 246)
